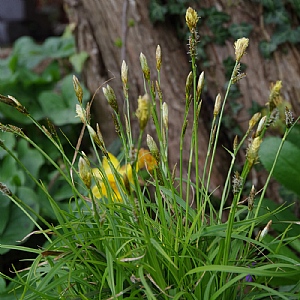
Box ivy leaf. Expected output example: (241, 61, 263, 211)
(264, 9, 290, 25)
(288, 26, 300, 44)
(149, 1, 167, 23)
(259, 40, 277, 58)
(228, 23, 253, 39)
(271, 24, 291, 45)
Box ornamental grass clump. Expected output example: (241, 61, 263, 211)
(0, 6, 300, 300)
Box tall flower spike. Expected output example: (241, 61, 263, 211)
(234, 37, 249, 62)
(185, 7, 199, 32)
(136, 94, 150, 131)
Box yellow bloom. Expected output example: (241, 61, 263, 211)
(92, 149, 157, 201)
(92, 153, 133, 202)
(138, 148, 157, 171)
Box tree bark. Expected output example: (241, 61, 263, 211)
(63, 0, 300, 202)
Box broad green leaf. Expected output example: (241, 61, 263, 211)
(259, 137, 300, 196)
(0, 196, 10, 235)
(17, 139, 44, 179)
(44, 36, 75, 59)
(38, 91, 73, 126)
(69, 52, 89, 73)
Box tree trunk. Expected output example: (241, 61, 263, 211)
(63, 0, 300, 201)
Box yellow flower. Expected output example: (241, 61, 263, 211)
(92, 153, 133, 202)
(138, 148, 157, 171)
(92, 149, 157, 201)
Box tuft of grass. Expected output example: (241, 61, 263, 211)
(0, 7, 299, 300)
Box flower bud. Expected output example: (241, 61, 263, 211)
(185, 71, 193, 97)
(121, 60, 128, 86)
(156, 45, 162, 71)
(213, 94, 222, 116)
(103, 85, 118, 113)
(248, 112, 261, 131)
(162, 102, 168, 130)
(147, 134, 160, 163)
(259, 220, 272, 241)
(255, 116, 266, 137)
(233, 135, 238, 152)
(78, 152, 91, 189)
(196, 71, 204, 100)
(248, 185, 255, 211)
(73, 75, 83, 104)
(140, 52, 150, 81)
